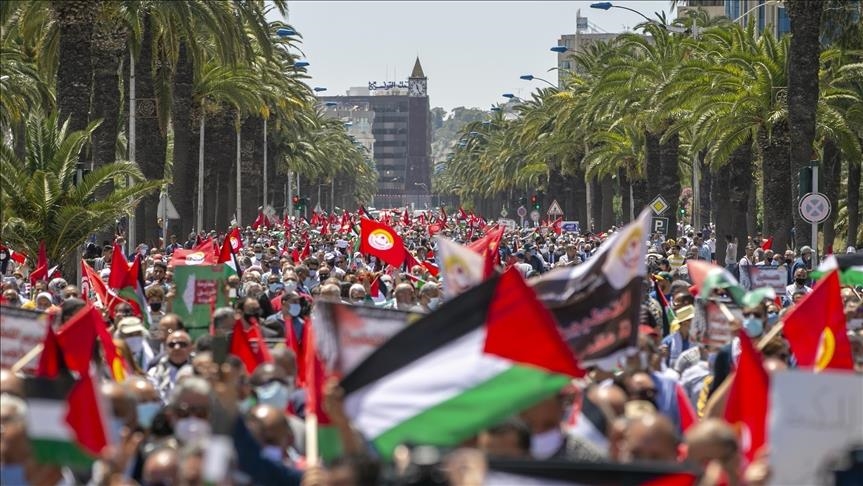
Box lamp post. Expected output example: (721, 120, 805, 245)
(520, 74, 556, 88)
(313, 87, 327, 92)
(294, 60, 310, 68)
(590, 2, 687, 33)
(731, 0, 783, 23)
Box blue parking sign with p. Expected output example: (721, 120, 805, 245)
(652, 217, 669, 236)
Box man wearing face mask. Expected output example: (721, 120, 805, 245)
(390, 283, 417, 311)
(246, 404, 301, 468)
(239, 297, 264, 329)
(250, 364, 296, 413)
(270, 271, 299, 313)
(710, 301, 768, 396)
(414, 282, 442, 313)
(146, 285, 166, 320)
(302, 258, 321, 291)
(264, 292, 303, 339)
(116, 316, 156, 371)
(785, 268, 812, 306)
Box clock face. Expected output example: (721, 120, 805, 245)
(409, 79, 426, 97)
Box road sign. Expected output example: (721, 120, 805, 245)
(497, 218, 516, 230)
(561, 221, 581, 233)
(500, 207, 508, 218)
(652, 216, 669, 236)
(530, 210, 540, 222)
(799, 192, 830, 224)
(157, 193, 180, 219)
(516, 206, 527, 218)
(547, 199, 564, 216)
(650, 195, 669, 215)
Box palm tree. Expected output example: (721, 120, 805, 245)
(786, 0, 825, 248)
(52, 0, 95, 137)
(0, 113, 160, 271)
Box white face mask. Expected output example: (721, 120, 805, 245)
(530, 428, 564, 459)
(136, 402, 161, 429)
(174, 417, 211, 444)
(261, 445, 284, 463)
(125, 335, 144, 354)
(255, 382, 291, 411)
(283, 281, 298, 293)
(427, 297, 441, 310)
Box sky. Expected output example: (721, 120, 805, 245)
(273, 1, 675, 112)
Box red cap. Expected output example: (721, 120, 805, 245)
(639, 324, 659, 337)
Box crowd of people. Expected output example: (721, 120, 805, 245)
(1, 209, 862, 485)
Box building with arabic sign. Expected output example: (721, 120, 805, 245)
(320, 58, 432, 209)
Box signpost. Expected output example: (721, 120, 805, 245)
(517, 206, 527, 227)
(651, 217, 669, 237)
(650, 195, 669, 215)
(561, 221, 581, 233)
(547, 199, 563, 217)
(798, 165, 827, 267)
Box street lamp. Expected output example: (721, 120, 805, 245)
(293, 60, 310, 68)
(324, 101, 338, 107)
(550, 46, 571, 53)
(520, 74, 556, 88)
(502, 93, 517, 99)
(276, 28, 297, 37)
(313, 87, 327, 92)
(590, 2, 687, 33)
(732, 0, 783, 22)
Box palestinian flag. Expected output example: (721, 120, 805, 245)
(687, 260, 776, 308)
(114, 254, 150, 327)
(218, 235, 242, 277)
(340, 267, 584, 458)
(687, 260, 746, 304)
(811, 253, 863, 287)
(485, 459, 698, 486)
(24, 373, 111, 469)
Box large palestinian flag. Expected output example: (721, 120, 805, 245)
(811, 252, 863, 287)
(340, 267, 584, 458)
(24, 373, 111, 469)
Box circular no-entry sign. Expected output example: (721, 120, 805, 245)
(799, 192, 830, 224)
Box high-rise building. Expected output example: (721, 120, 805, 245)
(320, 58, 432, 209)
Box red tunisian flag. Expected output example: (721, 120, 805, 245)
(229, 319, 273, 374)
(552, 217, 564, 235)
(227, 227, 243, 252)
(467, 226, 504, 278)
(782, 270, 853, 371)
(29, 240, 49, 285)
(359, 218, 406, 268)
(723, 331, 769, 463)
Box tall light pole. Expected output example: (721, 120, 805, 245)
(128, 51, 136, 252)
(263, 116, 268, 210)
(236, 114, 242, 226)
(197, 104, 205, 232)
(519, 74, 556, 88)
(590, 2, 687, 33)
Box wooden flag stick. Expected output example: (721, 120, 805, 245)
(305, 411, 319, 467)
(11, 343, 43, 373)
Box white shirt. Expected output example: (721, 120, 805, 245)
(785, 283, 812, 303)
(738, 255, 752, 289)
(725, 242, 738, 264)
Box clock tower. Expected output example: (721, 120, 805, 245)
(406, 57, 431, 200)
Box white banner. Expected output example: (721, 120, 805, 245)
(0, 306, 51, 373)
(749, 266, 787, 294)
(769, 370, 863, 486)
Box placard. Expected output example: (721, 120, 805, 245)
(749, 266, 787, 294)
(315, 303, 410, 375)
(0, 306, 51, 373)
(769, 370, 863, 486)
(692, 299, 741, 349)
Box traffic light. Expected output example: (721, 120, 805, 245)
(531, 194, 539, 210)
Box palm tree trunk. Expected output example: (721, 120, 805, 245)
(590, 179, 602, 232)
(658, 131, 680, 239)
(787, 0, 825, 248)
(170, 42, 195, 238)
(715, 142, 754, 264)
(847, 161, 861, 248)
(822, 138, 841, 251)
(759, 122, 793, 252)
(89, 11, 125, 169)
(569, 169, 588, 226)
(133, 13, 167, 246)
(53, 0, 95, 135)
(620, 169, 632, 222)
(698, 151, 711, 230)
(205, 109, 235, 229)
(632, 176, 648, 216)
(600, 176, 614, 230)
(644, 132, 662, 203)
(240, 116, 264, 225)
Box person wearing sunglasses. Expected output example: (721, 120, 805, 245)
(147, 331, 194, 402)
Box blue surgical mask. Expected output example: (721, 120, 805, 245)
(743, 317, 764, 337)
(288, 303, 301, 317)
(0, 465, 27, 486)
(766, 312, 778, 325)
(136, 402, 161, 429)
(269, 283, 283, 293)
(255, 382, 290, 411)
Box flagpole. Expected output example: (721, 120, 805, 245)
(11, 343, 43, 373)
(305, 411, 319, 467)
